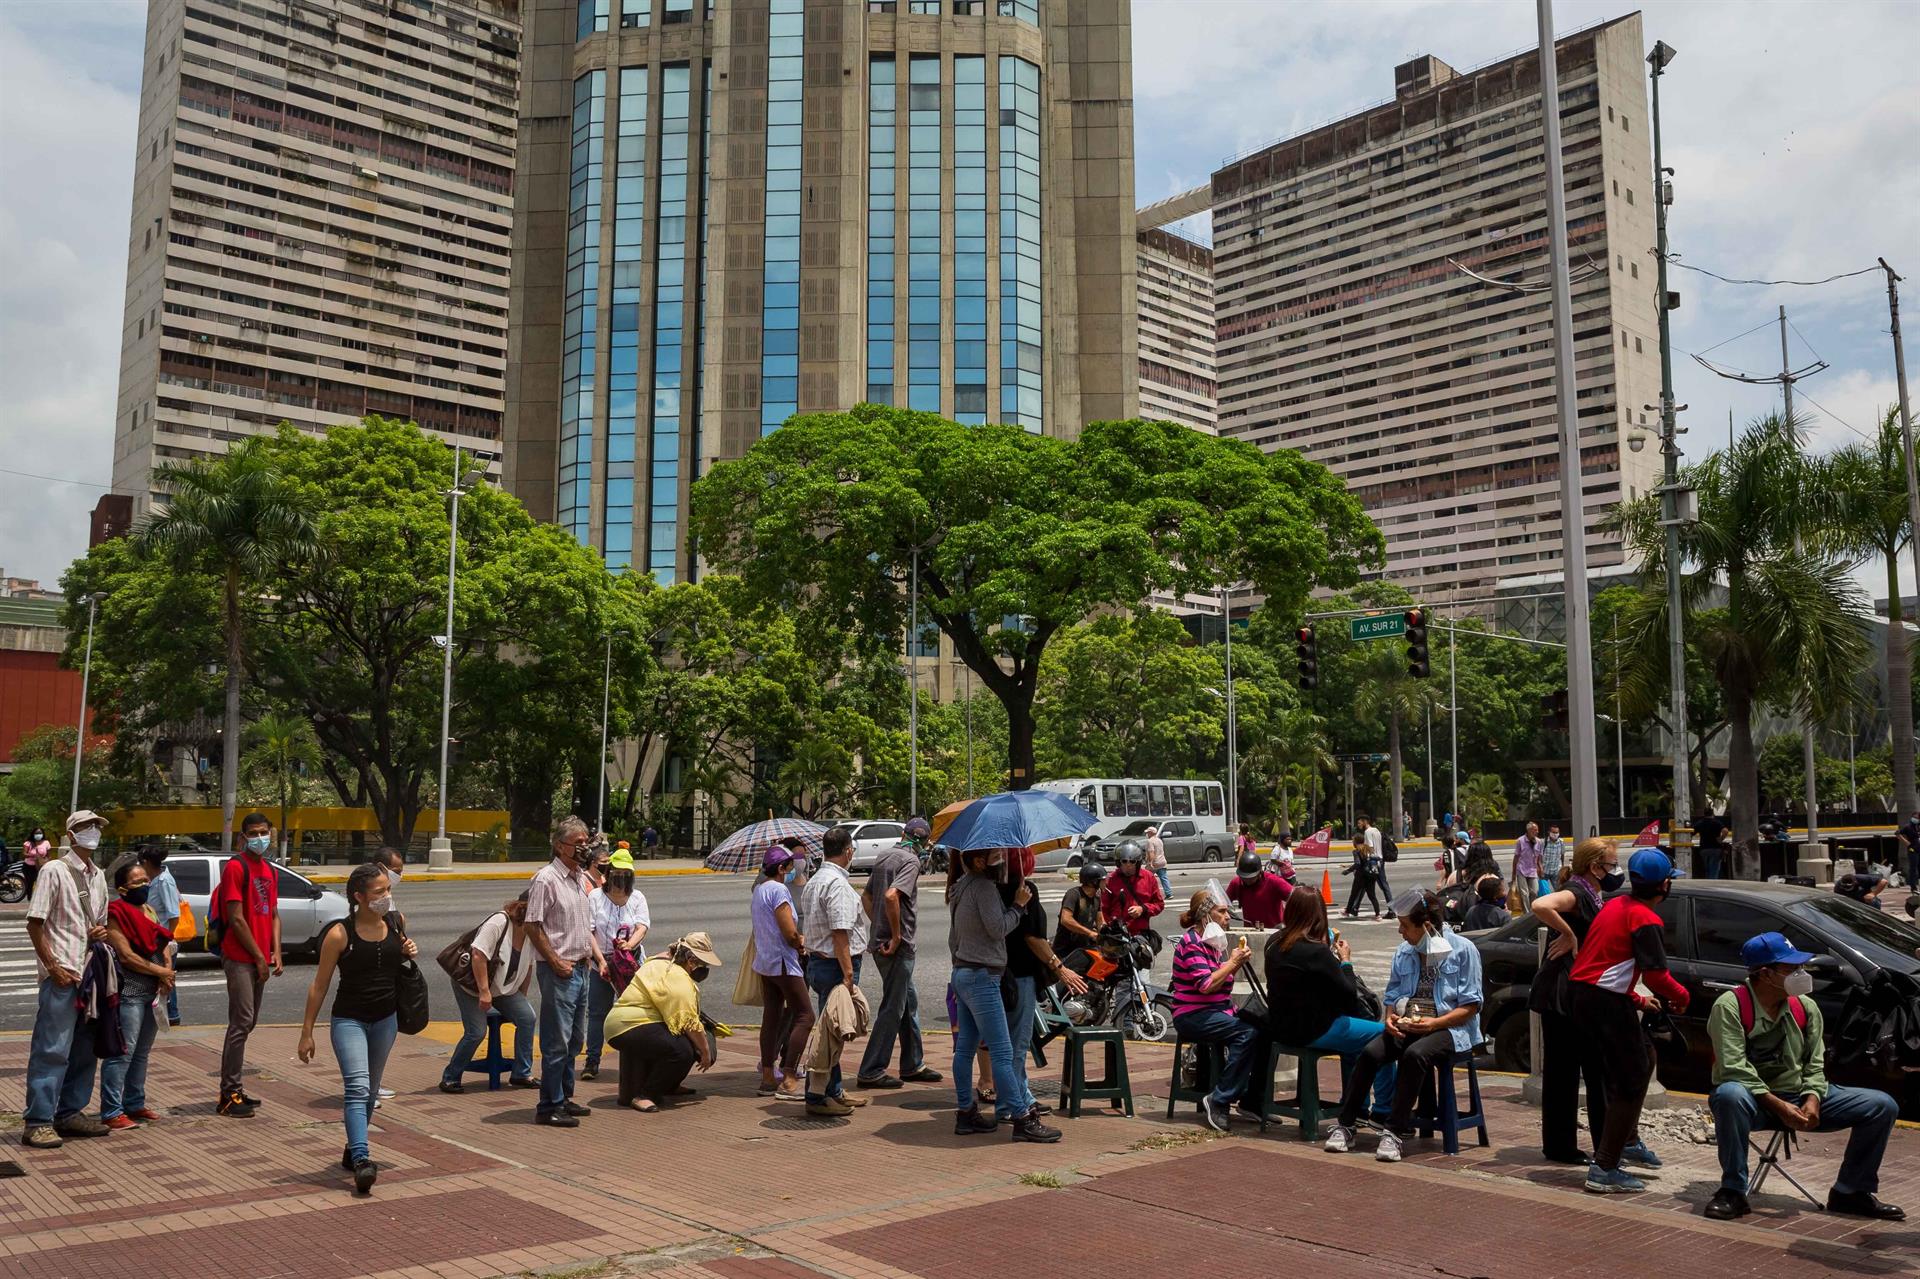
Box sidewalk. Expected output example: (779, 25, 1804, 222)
(2, 1024, 1913, 1279)
(301, 858, 713, 884)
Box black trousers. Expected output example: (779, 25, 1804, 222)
(609, 1023, 697, 1105)
(1539, 1006, 1607, 1158)
(1344, 874, 1381, 917)
(1338, 1028, 1455, 1131)
(1568, 983, 1653, 1171)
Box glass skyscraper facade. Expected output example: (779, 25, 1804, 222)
(508, 0, 1138, 583)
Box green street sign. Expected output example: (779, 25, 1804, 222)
(1350, 613, 1406, 642)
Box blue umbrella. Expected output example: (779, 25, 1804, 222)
(933, 790, 1096, 853)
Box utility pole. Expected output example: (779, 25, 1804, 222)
(1537, 0, 1599, 836)
(70, 592, 105, 812)
(1448, 613, 1459, 821)
(1884, 261, 1920, 621)
(1648, 39, 1693, 864)
(1222, 586, 1238, 829)
(908, 547, 919, 816)
(964, 664, 974, 798)
(596, 631, 613, 834)
(1425, 701, 1434, 835)
(1780, 306, 1823, 854)
(1613, 615, 1626, 819)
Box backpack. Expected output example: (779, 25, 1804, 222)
(1379, 833, 1399, 862)
(204, 860, 253, 956)
(1733, 983, 1807, 1035)
(604, 925, 642, 991)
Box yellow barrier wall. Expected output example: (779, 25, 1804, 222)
(108, 806, 508, 839)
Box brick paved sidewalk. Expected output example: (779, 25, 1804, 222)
(2, 1027, 1913, 1279)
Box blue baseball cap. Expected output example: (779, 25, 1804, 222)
(1740, 931, 1815, 970)
(1627, 848, 1682, 885)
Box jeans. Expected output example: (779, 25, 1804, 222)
(101, 975, 160, 1120)
(443, 986, 536, 1085)
(330, 1013, 398, 1163)
(24, 976, 98, 1127)
(534, 962, 590, 1116)
(1174, 1007, 1260, 1108)
(1711, 1081, 1898, 1196)
(1700, 846, 1724, 880)
(758, 971, 813, 1076)
(1155, 868, 1173, 898)
(804, 953, 862, 1103)
(610, 1023, 697, 1105)
(1906, 845, 1919, 890)
(220, 957, 265, 1099)
(1304, 1015, 1395, 1115)
(1338, 1027, 1456, 1132)
(1373, 865, 1393, 901)
(1344, 875, 1381, 916)
(584, 972, 618, 1071)
(858, 947, 924, 1081)
(952, 965, 1033, 1120)
(1005, 974, 1039, 1092)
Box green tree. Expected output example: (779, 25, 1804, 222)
(0, 725, 136, 838)
(1458, 773, 1508, 832)
(239, 712, 321, 859)
(1352, 637, 1445, 840)
(1241, 707, 1333, 837)
(1756, 734, 1850, 814)
(690, 407, 1382, 788)
(1593, 585, 1728, 818)
(1606, 414, 1873, 874)
(1823, 406, 1916, 818)
(134, 437, 316, 853)
(1033, 611, 1225, 779)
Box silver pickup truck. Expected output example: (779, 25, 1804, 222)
(1090, 818, 1229, 865)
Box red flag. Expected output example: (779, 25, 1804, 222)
(1294, 826, 1334, 859)
(1633, 820, 1663, 847)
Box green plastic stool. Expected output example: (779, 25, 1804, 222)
(1036, 993, 1134, 1117)
(1250, 1040, 1339, 1140)
(1165, 1033, 1226, 1120)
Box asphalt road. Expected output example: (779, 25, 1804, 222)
(0, 857, 1476, 1035)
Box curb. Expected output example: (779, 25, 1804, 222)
(301, 866, 716, 884)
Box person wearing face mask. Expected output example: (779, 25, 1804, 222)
(751, 845, 813, 1101)
(524, 815, 606, 1127)
(582, 851, 651, 1081)
(948, 847, 1057, 1142)
(296, 862, 417, 1195)
(1703, 933, 1905, 1222)
(20, 811, 114, 1149)
(1169, 890, 1257, 1132)
(602, 933, 722, 1112)
(215, 813, 283, 1118)
(1324, 890, 1483, 1162)
(1530, 838, 1634, 1167)
(99, 859, 176, 1130)
(440, 892, 538, 1093)
(22, 825, 53, 897)
(1567, 848, 1690, 1194)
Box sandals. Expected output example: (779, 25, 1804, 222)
(628, 1099, 658, 1113)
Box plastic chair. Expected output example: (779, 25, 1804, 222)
(1036, 991, 1133, 1117)
(1412, 1048, 1490, 1155)
(463, 1008, 514, 1090)
(1166, 1032, 1226, 1120)
(1248, 1041, 1338, 1140)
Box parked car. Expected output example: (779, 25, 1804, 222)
(1032, 838, 1091, 873)
(1472, 880, 1920, 1117)
(826, 820, 907, 873)
(1089, 818, 1230, 865)
(163, 853, 350, 958)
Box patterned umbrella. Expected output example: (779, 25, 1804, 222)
(705, 817, 829, 873)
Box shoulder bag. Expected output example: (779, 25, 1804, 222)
(436, 916, 492, 998)
(392, 919, 431, 1035)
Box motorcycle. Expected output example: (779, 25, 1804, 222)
(0, 861, 26, 905)
(1047, 922, 1175, 1042)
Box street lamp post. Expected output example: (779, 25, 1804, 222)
(69, 591, 106, 812)
(908, 546, 919, 815)
(596, 631, 615, 834)
(1221, 586, 1238, 830)
(431, 446, 487, 870)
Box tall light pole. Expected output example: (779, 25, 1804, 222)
(596, 630, 616, 834)
(1538, 0, 1600, 836)
(1779, 306, 1823, 849)
(69, 591, 106, 812)
(1448, 613, 1459, 821)
(908, 546, 919, 816)
(1648, 38, 1694, 863)
(1880, 259, 1920, 821)
(431, 446, 488, 869)
(1221, 585, 1238, 829)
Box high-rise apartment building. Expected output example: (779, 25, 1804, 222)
(504, 0, 1137, 583)
(1135, 225, 1214, 434)
(110, 0, 522, 508)
(1209, 14, 1662, 601)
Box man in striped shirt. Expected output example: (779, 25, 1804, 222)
(22, 811, 113, 1149)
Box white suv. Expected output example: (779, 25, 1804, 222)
(826, 820, 908, 873)
(162, 853, 350, 957)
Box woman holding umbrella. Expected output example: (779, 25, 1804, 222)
(949, 847, 1060, 1143)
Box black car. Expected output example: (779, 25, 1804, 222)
(1472, 881, 1920, 1117)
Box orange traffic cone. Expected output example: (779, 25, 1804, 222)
(1320, 868, 1334, 906)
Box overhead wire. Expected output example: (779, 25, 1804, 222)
(1659, 253, 1880, 289)
(0, 466, 111, 489)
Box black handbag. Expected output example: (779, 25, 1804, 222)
(394, 920, 430, 1036)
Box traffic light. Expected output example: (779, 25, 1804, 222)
(1404, 609, 1429, 678)
(1544, 688, 1570, 734)
(1295, 625, 1318, 691)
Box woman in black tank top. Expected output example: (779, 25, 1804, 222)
(297, 863, 417, 1195)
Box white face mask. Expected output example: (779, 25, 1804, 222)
(72, 828, 102, 852)
(368, 895, 395, 916)
(1417, 928, 1453, 964)
(244, 834, 271, 855)
(1782, 969, 1814, 997)
(1201, 921, 1228, 951)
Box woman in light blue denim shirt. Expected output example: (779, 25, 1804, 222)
(1324, 891, 1483, 1163)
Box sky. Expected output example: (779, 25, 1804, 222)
(0, 0, 1916, 598)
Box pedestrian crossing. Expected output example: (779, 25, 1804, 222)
(0, 919, 225, 999)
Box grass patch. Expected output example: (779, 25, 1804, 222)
(1129, 1129, 1224, 1153)
(1017, 1171, 1065, 1189)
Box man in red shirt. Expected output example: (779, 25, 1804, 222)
(1226, 851, 1290, 928)
(1568, 847, 1689, 1194)
(218, 812, 282, 1117)
(1098, 842, 1164, 936)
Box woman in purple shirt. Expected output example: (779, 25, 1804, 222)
(750, 845, 812, 1101)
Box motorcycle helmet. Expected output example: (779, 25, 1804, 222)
(1236, 851, 1262, 880)
(1078, 859, 1105, 887)
(1114, 839, 1145, 866)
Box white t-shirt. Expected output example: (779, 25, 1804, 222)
(588, 887, 651, 956)
(470, 911, 535, 997)
(1362, 826, 1382, 858)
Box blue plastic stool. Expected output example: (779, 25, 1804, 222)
(464, 1009, 514, 1090)
(1414, 1049, 1490, 1155)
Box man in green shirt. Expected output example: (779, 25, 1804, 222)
(1704, 931, 1904, 1222)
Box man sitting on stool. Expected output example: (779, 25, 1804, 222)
(1704, 931, 1904, 1222)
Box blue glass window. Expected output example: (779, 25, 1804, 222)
(761, 0, 804, 434)
(559, 71, 606, 545)
(866, 58, 896, 406)
(578, 0, 609, 40)
(999, 56, 1042, 431)
(953, 56, 986, 422)
(603, 68, 646, 570)
(688, 60, 709, 582)
(646, 64, 692, 585)
(906, 55, 942, 412)
(995, 0, 1038, 24)
(617, 0, 648, 29)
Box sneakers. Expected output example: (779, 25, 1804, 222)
(1375, 1131, 1403, 1163)
(438, 1080, 465, 1094)
(1703, 1188, 1751, 1220)
(351, 1158, 378, 1195)
(774, 1083, 806, 1103)
(807, 1096, 855, 1118)
(1011, 1107, 1062, 1144)
(21, 1127, 61, 1150)
(561, 1100, 592, 1117)
(239, 1091, 264, 1108)
(954, 1105, 999, 1135)
(856, 1074, 903, 1089)
(128, 1109, 162, 1123)
(376, 1087, 395, 1100)
(535, 1111, 579, 1127)
(507, 1076, 538, 1089)
(1323, 1125, 1355, 1153)
(102, 1115, 140, 1132)
(1200, 1095, 1230, 1133)
(1620, 1140, 1663, 1169)
(1584, 1166, 1647, 1195)
(579, 1068, 599, 1081)
(54, 1115, 108, 1139)
(900, 1067, 944, 1083)
(218, 1093, 257, 1117)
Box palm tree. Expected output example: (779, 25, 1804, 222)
(1458, 772, 1508, 833)
(1243, 707, 1333, 836)
(241, 712, 321, 860)
(1353, 645, 1444, 841)
(1606, 414, 1872, 874)
(1822, 407, 1916, 820)
(139, 439, 315, 856)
